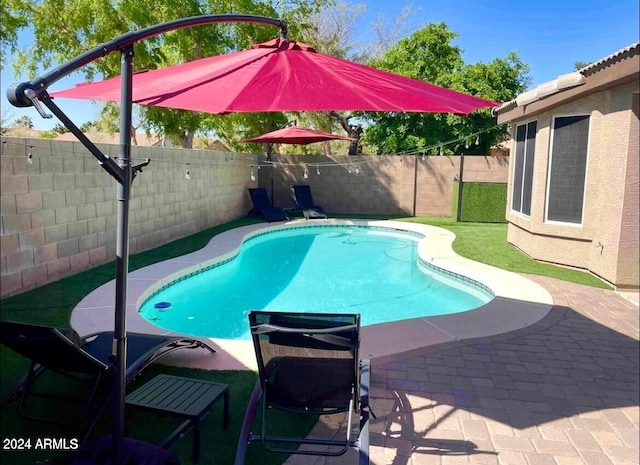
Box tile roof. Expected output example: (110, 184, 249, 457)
(493, 42, 639, 115)
(578, 42, 639, 75)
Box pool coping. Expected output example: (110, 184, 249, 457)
(70, 219, 554, 370)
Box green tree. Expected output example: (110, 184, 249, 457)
(52, 123, 70, 134)
(80, 121, 97, 132)
(362, 23, 530, 155)
(0, 0, 33, 69)
(289, 1, 368, 155)
(39, 130, 59, 139)
(14, 115, 34, 128)
(293, 2, 419, 156)
(2, 0, 329, 148)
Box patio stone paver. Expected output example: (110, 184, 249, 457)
(285, 276, 639, 465)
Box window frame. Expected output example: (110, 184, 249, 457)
(510, 119, 537, 218)
(544, 114, 592, 227)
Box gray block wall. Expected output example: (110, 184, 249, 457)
(264, 154, 509, 216)
(1, 137, 508, 298)
(1, 137, 257, 297)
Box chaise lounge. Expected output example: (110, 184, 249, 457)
(248, 188, 289, 222)
(0, 320, 215, 439)
(293, 185, 327, 219)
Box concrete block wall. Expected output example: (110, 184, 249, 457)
(1, 137, 507, 298)
(0, 137, 257, 297)
(264, 154, 509, 216)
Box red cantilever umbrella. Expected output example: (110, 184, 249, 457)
(44, 31, 499, 465)
(242, 126, 356, 145)
(51, 38, 498, 115)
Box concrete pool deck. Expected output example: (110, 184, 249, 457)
(71, 219, 553, 370)
(70, 219, 639, 465)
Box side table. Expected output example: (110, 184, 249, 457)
(125, 374, 229, 463)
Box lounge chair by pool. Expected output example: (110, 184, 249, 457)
(293, 184, 327, 219)
(0, 321, 215, 441)
(248, 187, 289, 222)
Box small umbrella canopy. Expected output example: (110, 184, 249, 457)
(242, 126, 356, 145)
(51, 38, 498, 115)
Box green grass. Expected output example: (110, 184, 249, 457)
(0, 363, 317, 465)
(0, 213, 612, 464)
(401, 216, 612, 289)
(0, 216, 264, 327)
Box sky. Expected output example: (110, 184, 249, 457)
(1, 0, 638, 131)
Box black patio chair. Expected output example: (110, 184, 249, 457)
(293, 185, 327, 219)
(248, 188, 289, 222)
(0, 321, 215, 435)
(234, 311, 371, 465)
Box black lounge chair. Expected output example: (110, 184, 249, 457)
(0, 321, 215, 435)
(293, 185, 327, 219)
(234, 311, 371, 465)
(248, 188, 289, 222)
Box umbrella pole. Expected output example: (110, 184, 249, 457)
(112, 45, 134, 465)
(5, 17, 291, 464)
(271, 170, 275, 206)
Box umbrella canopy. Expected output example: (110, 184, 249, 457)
(51, 38, 498, 115)
(242, 126, 356, 145)
(32, 25, 499, 465)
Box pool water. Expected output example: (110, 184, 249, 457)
(139, 226, 492, 339)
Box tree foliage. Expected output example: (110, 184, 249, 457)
(1, 0, 330, 148)
(52, 123, 70, 133)
(1, 107, 16, 134)
(362, 22, 530, 155)
(0, 0, 33, 69)
(366, 5, 417, 61)
(14, 115, 34, 128)
(3, 3, 531, 155)
(290, 2, 418, 156)
(235, 1, 421, 157)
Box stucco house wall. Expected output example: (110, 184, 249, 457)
(617, 93, 639, 286)
(496, 44, 639, 289)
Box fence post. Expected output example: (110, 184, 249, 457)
(456, 155, 465, 221)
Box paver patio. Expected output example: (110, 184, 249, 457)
(286, 276, 639, 465)
(65, 219, 638, 465)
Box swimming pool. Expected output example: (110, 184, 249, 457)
(138, 225, 493, 339)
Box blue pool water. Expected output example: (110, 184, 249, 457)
(139, 226, 493, 339)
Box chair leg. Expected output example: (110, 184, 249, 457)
(257, 384, 351, 457)
(233, 380, 262, 465)
(16, 363, 105, 428)
(357, 359, 371, 465)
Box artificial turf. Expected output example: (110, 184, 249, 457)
(0, 214, 611, 464)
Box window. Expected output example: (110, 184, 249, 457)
(511, 121, 537, 216)
(546, 115, 590, 224)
